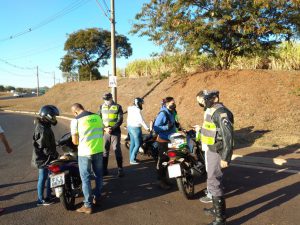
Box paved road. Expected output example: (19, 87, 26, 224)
(0, 112, 299, 225)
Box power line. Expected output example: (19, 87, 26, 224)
(95, 0, 111, 21)
(5, 43, 63, 61)
(102, 0, 110, 11)
(0, 58, 35, 70)
(0, 0, 92, 42)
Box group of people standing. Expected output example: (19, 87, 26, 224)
(29, 89, 233, 225)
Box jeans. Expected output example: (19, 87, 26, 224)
(78, 153, 103, 208)
(127, 126, 142, 163)
(37, 168, 51, 202)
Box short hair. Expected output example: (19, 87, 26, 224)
(71, 103, 84, 110)
(196, 90, 204, 97)
(165, 97, 174, 103)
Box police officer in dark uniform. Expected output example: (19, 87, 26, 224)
(196, 90, 234, 225)
(98, 93, 124, 177)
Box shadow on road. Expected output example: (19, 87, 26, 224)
(228, 181, 300, 225)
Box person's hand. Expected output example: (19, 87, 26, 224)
(6, 146, 13, 154)
(193, 125, 201, 133)
(220, 160, 228, 168)
(104, 127, 112, 134)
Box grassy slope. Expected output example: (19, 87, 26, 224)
(1, 70, 299, 148)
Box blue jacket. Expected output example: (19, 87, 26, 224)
(153, 106, 176, 141)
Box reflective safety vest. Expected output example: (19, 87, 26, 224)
(201, 104, 223, 145)
(101, 104, 119, 127)
(77, 114, 104, 156)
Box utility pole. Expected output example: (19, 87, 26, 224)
(111, 0, 117, 103)
(53, 72, 56, 86)
(36, 66, 39, 97)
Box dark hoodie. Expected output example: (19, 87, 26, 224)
(31, 118, 58, 169)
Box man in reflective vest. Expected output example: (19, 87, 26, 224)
(71, 103, 104, 214)
(196, 90, 234, 225)
(98, 93, 124, 177)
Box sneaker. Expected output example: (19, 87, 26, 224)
(199, 195, 213, 203)
(130, 161, 139, 165)
(76, 205, 92, 214)
(117, 168, 124, 177)
(37, 200, 54, 206)
(45, 194, 56, 202)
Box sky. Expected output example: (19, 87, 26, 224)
(0, 0, 160, 88)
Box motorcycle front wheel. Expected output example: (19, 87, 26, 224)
(176, 169, 194, 199)
(60, 185, 75, 210)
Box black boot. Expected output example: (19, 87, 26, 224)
(208, 196, 226, 225)
(103, 157, 109, 176)
(116, 157, 124, 177)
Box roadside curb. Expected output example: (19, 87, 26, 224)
(2, 109, 299, 170)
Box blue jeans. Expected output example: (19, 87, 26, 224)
(37, 168, 51, 202)
(78, 153, 103, 208)
(128, 126, 142, 163)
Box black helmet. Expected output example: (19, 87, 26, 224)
(102, 92, 112, 100)
(39, 105, 59, 125)
(202, 90, 219, 100)
(134, 97, 144, 110)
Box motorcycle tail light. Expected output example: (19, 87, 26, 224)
(168, 151, 176, 158)
(48, 165, 61, 173)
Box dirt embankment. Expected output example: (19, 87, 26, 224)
(1, 70, 299, 148)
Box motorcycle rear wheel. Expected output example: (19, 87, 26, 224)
(60, 185, 75, 210)
(176, 170, 194, 199)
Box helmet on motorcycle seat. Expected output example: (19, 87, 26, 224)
(102, 92, 112, 100)
(39, 105, 59, 125)
(134, 97, 144, 110)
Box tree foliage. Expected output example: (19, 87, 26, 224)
(60, 28, 132, 80)
(131, 0, 300, 69)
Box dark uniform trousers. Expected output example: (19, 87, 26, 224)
(104, 133, 122, 158)
(207, 149, 225, 197)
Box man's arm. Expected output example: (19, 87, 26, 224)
(71, 134, 79, 145)
(70, 119, 79, 145)
(111, 105, 123, 131)
(0, 132, 13, 153)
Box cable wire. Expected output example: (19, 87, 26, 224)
(0, 0, 92, 42)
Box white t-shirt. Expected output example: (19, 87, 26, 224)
(0, 125, 4, 134)
(70, 119, 78, 135)
(127, 105, 149, 130)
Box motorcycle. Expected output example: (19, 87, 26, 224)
(164, 130, 205, 199)
(124, 127, 159, 161)
(48, 133, 81, 210)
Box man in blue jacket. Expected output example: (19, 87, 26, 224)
(153, 97, 177, 190)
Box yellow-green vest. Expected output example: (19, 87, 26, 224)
(201, 104, 223, 145)
(77, 114, 104, 156)
(101, 104, 119, 127)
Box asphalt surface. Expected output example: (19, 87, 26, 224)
(0, 112, 299, 225)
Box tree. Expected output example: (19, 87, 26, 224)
(131, 0, 300, 69)
(0, 85, 4, 92)
(60, 28, 132, 80)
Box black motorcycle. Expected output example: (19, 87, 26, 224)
(124, 128, 159, 161)
(165, 130, 205, 199)
(48, 133, 81, 210)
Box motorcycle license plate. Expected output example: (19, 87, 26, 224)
(168, 164, 182, 178)
(50, 173, 65, 188)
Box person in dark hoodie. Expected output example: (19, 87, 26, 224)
(32, 105, 59, 206)
(153, 97, 177, 190)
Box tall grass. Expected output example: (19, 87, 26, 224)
(121, 42, 300, 79)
